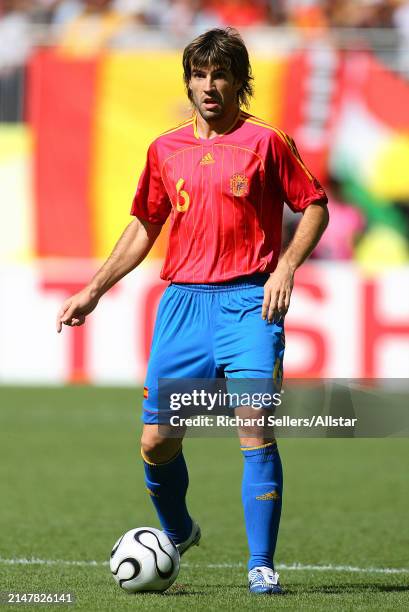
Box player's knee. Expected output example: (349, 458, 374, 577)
(140, 429, 182, 464)
(140, 432, 163, 458)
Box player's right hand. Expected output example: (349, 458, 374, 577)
(56, 288, 99, 333)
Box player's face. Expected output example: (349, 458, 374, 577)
(188, 65, 241, 121)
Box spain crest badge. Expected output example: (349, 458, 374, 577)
(230, 173, 249, 197)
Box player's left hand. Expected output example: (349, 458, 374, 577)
(262, 259, 294, 323)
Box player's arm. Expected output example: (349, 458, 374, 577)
(262, 202, 329, 322)
(56, 217, 161, 333)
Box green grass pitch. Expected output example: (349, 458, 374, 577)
(0, 386, 408, 611)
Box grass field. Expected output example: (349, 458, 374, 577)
(0, 386, 408, 611)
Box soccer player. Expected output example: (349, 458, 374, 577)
(56, 28, 329, 594)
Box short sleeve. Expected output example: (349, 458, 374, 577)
(272, 132, 327, 213)
(130, 142, 172, 225)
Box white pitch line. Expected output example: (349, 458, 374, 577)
(0, 558, 106, 567)
(0, 558, 408, 575)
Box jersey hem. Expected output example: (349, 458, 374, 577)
(161, 271, 272, 285)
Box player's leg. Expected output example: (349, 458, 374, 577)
(141, 424, 197, 550)
(238, 410, 283, 576)
(214, 278, 285, 592)
(239, 430, 283, 594)
(140, 284, 216, 549)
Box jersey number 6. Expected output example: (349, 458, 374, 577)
(175, 178, 190, 212)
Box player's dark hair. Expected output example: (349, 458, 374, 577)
(183, 28, 254, 109)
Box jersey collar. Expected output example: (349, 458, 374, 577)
(193, 109, 241, 140)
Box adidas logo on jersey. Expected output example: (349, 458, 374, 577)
(200, 152, 215, 165)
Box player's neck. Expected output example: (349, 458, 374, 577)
(195, 106, 240, 140)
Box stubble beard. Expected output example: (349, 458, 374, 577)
(197, 106, 223, 122)
(191, 94, 224, 122)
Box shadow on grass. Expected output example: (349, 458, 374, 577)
(187, 583, 409, 597)
(152, 584, 208, 596)
(135, 591, 207, 597)
(137, 582, 409, 598)
(293, 584, 409, 595)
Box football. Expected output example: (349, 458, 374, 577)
(109, 527, 180, 593)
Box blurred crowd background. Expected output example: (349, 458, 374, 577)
(2, 0, 409, 32)
(2, 1, 409, 64)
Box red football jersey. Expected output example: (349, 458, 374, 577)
(131, 111, 327, 283)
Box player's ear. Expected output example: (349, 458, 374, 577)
(187, 85, 194, 104)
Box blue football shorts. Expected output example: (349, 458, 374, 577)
(142, 274, 285, 424)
